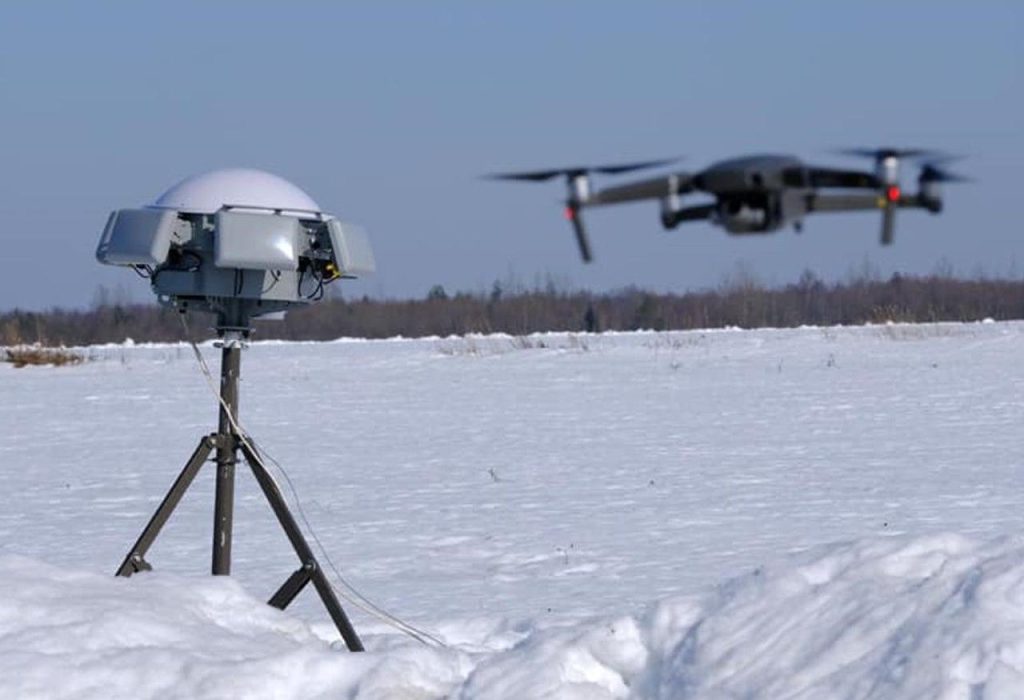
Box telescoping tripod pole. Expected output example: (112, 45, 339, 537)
(115, 328, 363, 652)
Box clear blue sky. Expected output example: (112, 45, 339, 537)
(0, 2, 1020, 310)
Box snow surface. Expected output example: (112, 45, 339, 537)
(1, 322, 1022, 698)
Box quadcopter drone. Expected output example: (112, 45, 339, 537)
(488, 148, 967, 262)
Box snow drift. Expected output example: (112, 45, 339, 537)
(3, 533, 1022, 699)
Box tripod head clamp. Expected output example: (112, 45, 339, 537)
(215, 328, 249, 350)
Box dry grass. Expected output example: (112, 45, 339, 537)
(3, 345, 85, 368)
(872, 323, 974, 342)
(436, 333, 590, 357)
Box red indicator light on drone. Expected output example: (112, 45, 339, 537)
(886, 186, 901, 202)
(564, 206, 576, 220)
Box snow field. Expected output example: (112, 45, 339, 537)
(1, 321, 1022, 697)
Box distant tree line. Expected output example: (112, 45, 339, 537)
(2, 272, 1023, 347)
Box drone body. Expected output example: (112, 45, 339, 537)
(489, 149, 966, 262)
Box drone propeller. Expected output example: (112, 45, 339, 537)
(835, 147, 943, 161)
(486, 157, 681, 262)
(591, 158, 681, 175)
(918, 160, 971, 184)
(916, 158, 971, 217)
(484, 157, 680, 182)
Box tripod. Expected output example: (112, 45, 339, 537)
(115, 327, 363, 652)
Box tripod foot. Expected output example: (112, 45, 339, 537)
(122, 555, 153, 575)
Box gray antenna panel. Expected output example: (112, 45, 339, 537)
(328, 220, 376, 276)
(96, 208, 177, 266)
(214, 211, 303, 271)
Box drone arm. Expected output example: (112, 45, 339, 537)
(806, 192, 930, 246)
(585, 172, 694, 207)
(805, 192, 931, 213)
(805, 193, 884, 213)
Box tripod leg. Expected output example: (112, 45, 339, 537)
(239, 441, 364, 652)
(269, 566, 312, 609)
(116, 435, 216, 577)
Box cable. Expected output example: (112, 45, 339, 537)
(299, 264, 325, 300)
(261, 270, 281, 294)
(247, 434, 445, 647)
(176, 312, 446, 648)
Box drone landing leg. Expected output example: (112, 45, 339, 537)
(115, 435, 216, 577)
(239, 440, 364, 652)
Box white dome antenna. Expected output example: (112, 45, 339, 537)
(96, 168, 375, 332)
(151, 168, 323, 215)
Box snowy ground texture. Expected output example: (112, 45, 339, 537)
(1, 321, 1023, 698)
